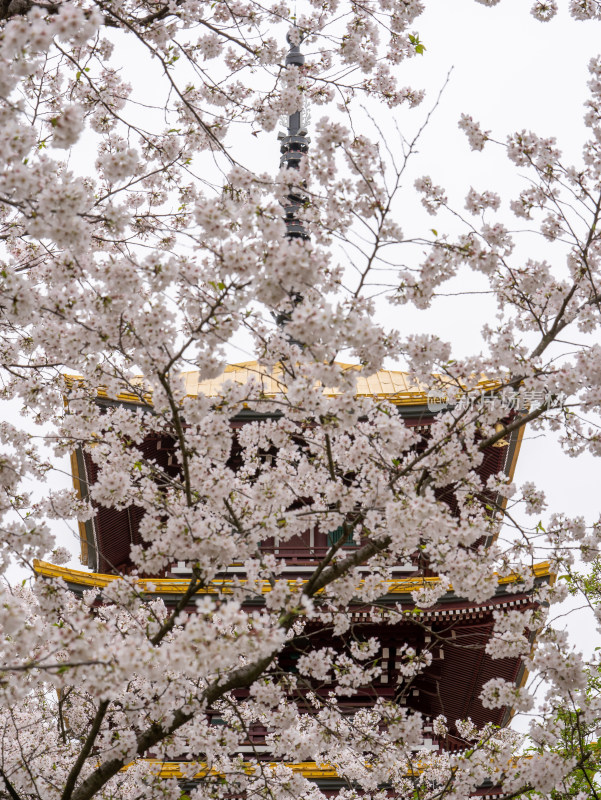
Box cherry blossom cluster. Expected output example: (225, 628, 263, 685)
(0, 1, 599, 800)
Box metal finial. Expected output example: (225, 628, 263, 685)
(285, 32, 305, 67)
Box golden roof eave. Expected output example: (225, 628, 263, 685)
(63, 361, 502, 409)
(126, 759, 338, 780)
(33, 560, 553, 596)
(123, 754, 532, 781)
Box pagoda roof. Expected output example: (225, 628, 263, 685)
(63, 361, 501, 409)
(33, 560, 552, 607)
(36, 557, 549, 763)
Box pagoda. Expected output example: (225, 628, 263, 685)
(36, 363, 551, 793)
(35, 36, 552, 799)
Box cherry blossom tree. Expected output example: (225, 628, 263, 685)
(0, 1, 601, 799)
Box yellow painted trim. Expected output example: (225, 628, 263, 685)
(129, 759, 338, 780)
(33, 560, 553, 596)
(506, 423, 525, 483)
(63, 375, 152, 407)
(70, 451, 89, 567)
(121, 755, 530, 781)
(487, 420, 528, 550)
(530, 561, 553, 580)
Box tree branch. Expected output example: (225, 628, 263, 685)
(61, 700, 109, 800)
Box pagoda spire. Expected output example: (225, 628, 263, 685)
(273, 31, 310, 337)
(278, 31, 310, 241)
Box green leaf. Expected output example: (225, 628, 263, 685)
(408, 34, 426, 54)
